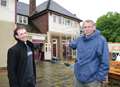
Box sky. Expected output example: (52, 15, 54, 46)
(19, 0, 120, 22)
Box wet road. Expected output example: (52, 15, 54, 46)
(0, 61, 120, 87)
(0, 61, 74, 87)
(36, 61, 74, 87)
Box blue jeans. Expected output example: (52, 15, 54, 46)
(74, 76, 101, 87)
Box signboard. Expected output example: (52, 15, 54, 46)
(108, 43, 120, 79)
(108, 43, 120, 61)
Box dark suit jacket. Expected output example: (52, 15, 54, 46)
(7, 40, 36, 87)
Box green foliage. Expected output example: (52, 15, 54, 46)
(96, 12, 120, 42)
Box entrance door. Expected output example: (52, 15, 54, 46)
(52, 39, 57, 58)
(44, 43, 52, 60)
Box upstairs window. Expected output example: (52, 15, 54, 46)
(0, 0, 7, 7)
(58, 16, 62, 24)
(19, 15, 22, 23)
(65, 19, 70, 26)
(23, 16, 28, 24)
(17, 15, 28, 25)
(52, 14, 79, 28)
(53, 15, 57, 23)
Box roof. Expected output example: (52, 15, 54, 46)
(36, 0, 80, 20)
(17, 2, 29, 16)
(17, 0, 82, 21)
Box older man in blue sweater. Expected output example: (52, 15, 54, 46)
(69, 19, 109, 87)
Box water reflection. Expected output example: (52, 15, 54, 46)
(36, 62, 74, 87)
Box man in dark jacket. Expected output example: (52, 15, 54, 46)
(7, 26, 36, 87)
(69, 20, 109, 87)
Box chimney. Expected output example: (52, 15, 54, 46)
(29, 0, 36, 16)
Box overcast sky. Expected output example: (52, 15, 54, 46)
(19, 0, 120, 22)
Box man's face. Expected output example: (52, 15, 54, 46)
(16, 29, 28, 42)
(83, 22, 95, 36)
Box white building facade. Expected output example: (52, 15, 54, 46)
(0, 0, 16, 67)
(47, 12, 81, 60)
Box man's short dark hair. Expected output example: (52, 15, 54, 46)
(13, 25, 26, 41)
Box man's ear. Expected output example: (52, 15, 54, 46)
(15, 35, 19, 39)
(93, 26, 96, 30)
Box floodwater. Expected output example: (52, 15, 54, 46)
(36, 61, 74, 87)
(0, 61, 120, 87)
(0, 61, 74, 87)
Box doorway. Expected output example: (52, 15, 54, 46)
(52, 39, 58, 59)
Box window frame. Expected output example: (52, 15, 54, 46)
(0, 0, 7, 7)
(17, 15, 28, 25)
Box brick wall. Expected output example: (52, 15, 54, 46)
(32, 13, 48, 34)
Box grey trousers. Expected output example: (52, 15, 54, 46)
(74, 77, 102, 87)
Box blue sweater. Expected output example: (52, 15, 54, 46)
(69, 30, 109, 83)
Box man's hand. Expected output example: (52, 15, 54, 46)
(66, 41, 70, 47)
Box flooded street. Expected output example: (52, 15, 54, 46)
(0, 61, 120, 87)
(0, 61, 74, 87)
(36, 61, 74, 87)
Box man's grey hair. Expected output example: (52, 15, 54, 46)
(82, 19, 96, 27)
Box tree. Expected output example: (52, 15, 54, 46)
(96, 12, 120, 42)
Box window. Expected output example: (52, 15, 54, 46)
(17, 15, 28, 25)
(62, 17, 65, 24)
(23, 16, 28, 24)
(67, 19, 70, 26)
(19, 16, 22, 23)
(52, 14, 75, 27)
(65, 19, 70, 26)
(53, 15, 56, 23)
(0, 0, 7, 7)
(58, 16, 62, 24)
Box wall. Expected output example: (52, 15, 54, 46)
(0, 0, 15, 22)
(0, 21, 15, 67)
(0, 0, 16, 67)
(32, 13, 48, 34)
(48, 12, 80, 36)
